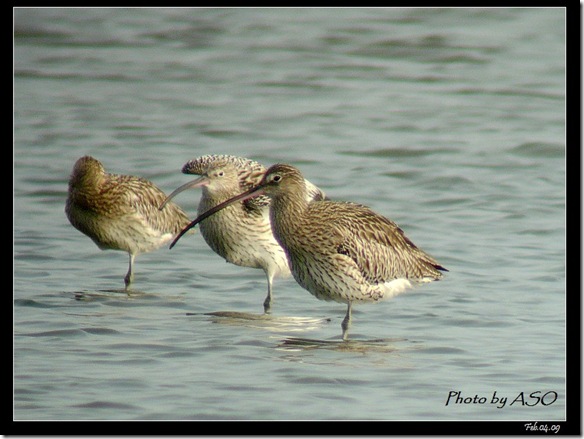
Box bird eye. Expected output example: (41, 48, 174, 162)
(217, 171, 225, 177)
(271, 174, 282, 183)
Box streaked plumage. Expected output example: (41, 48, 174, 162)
(177, 163, 447, 340)
(161, 154, 326, 313)
(65, 155, 192, 289)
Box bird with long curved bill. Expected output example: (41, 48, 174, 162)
(161, 155, 326, 313)
(172, 163, 447, 340)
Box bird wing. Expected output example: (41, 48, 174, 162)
(234, 158, 271, 213)
(326, 203, 445, 282)
(112, 175, 190, 235)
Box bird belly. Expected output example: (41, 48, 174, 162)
(288, 250, 419, 304)
(104, 218, 174, 254)
(68, 205, 172, 255)
(200, 215, 291, 278)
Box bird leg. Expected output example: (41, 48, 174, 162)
(263, 273, 274, 314)
(124, 253, 135, 290)
(341, 302, 352, 341)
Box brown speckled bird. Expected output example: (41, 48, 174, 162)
(175, 163, 447, 340)
(161, 154, 326, 313)
(65, 155, 192, 289)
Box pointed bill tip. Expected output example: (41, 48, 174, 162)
(169, 219, 196, 249)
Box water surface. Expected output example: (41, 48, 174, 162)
(14, 7, 566, 427)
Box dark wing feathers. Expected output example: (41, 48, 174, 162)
(324, 203, 445, 282)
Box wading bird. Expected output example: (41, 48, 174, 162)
(65, 155, 192, 289)
(161, 155, 326, 313)
(173, 163, 447, 340)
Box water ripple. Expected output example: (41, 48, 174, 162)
(340, 147, 457, 158)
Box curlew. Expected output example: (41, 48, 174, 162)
(174, 163, 447, 340)
(161, 154, 326, 313)
(65, 155, 192, 289)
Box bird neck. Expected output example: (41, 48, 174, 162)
(269, 189, 309, 242)
(200, 185, 245, 208)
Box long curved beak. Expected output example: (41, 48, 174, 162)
(159, 176, 210, 210)
(169, 184, 266, 249)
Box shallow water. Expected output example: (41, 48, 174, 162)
(14, 7, 566, 427)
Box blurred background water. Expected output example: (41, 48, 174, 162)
(13, 7, 566, 426)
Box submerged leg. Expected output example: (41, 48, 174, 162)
(263, 271, 274, 314)
(341, 302, 352, 341)
(124, 253, 135, 289)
